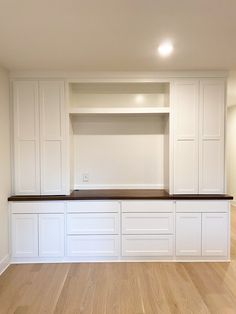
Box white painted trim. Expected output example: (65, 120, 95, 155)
(74, 184, 164, 190)
(10, 256, 230, 264)
(0, 254, 10, 276)
(231, 200, 236, 207)
(9, 71, 228, 80)
(69, 107, 170, 115)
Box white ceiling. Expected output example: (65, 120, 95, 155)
(0, 0, 236, 71)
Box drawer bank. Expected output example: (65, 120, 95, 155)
(8, 190, 233, 263)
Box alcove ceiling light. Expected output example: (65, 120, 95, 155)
(157, 41, 173, 57)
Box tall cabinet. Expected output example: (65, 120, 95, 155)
(13, 80, 66, 195)
(173, 78, 225, 194)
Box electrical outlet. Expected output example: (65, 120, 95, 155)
(82, 173, 89, 182)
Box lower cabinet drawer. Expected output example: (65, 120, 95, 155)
(67, 213, 119, 234)
(122, 213, 173, 234)
(67, 235, 120, 257)
(122, 235, 173, 257)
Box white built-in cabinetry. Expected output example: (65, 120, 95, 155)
(11, 202, 65, 258)
(12, 75, 226, 195)
(13, 80, 66, 195)
(173, 79, 225, 194)
(9, 73, 230, 263)
(10, 199, 230, 262)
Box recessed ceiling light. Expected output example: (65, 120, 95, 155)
(158, 41, 173, 57)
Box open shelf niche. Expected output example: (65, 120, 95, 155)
(68, 81, 170, 114)
(68, 81, 170, 191)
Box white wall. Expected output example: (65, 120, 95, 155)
(0, 68, 11, 272)
(227, 71, 236, 200)
(71, 114, 168, 189)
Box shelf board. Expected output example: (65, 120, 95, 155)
(68, 107, 170, 114)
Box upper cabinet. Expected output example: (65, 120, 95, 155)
(13, 81, 40, 194)
(172, 78, 225, 194)
(13, 80, 66, 195)
(39, 81, 66, 194)
(199, 80, 225, 194)
(12, 75, 226, 196)
(173, 80, 199, 194)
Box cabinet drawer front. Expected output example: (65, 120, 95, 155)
(11, 202, 65, 214)
(68, 201, 120, 213)
(122, 213, 173, 234)
(11, 202, 40, 213)
(39, 202, 65, 213)
(122, 201, 174, 213)
(67, 235, 119, 257)
(67, 213, 119, 234)
(122, 235, 173, 257)
(176, 201, 229, 213)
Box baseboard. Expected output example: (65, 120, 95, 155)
(74, 184, 164, 190)
(0, 254, 10, 276)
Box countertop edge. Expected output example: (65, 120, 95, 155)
(8, 189, 234, 201)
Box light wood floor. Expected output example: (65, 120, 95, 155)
(1, 209, 236, 314)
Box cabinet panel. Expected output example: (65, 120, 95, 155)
(174, 140, 198, 193)
(12, 214, 38, 257)
(176, 213, 201, 256)
(173, 80, 199, 194)
(202, 213, 228, 256)
(67, 213, 119, 234)
(122, 201, 174, 213)
(199, 80, 225, 194)
(39, 81, 66, 195)
(39, 214, 64, 257)
(174, 82, 198, 138)
(67, 235, 119, 257)
(122, 213, 173, 234)
(122, 235, 173, 257)
(13, 81, 40, 194)
(200, 140, 224, 193)
(201, 81, 224, 138)
(176, 201, 228, 213)
(68, 201, 120, 213)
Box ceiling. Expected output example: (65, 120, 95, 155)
(0, 0, 236, 71)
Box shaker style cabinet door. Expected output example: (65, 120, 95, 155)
(12, 214, 38, 258)
(39, 214, 65, 257)
(173, 80, 199, 193)
(202, 213, 228, 257)
(13, 81, 40, 194)
(39, 81, 66, 195)
(176, 213, 201, 256)
(199, 79, 225, 193)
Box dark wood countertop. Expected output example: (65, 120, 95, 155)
(8, 189, 233, 201)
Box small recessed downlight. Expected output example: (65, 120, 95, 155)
(158, 41, 173, 57)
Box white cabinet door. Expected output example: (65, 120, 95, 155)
(39, 81, 66, 195)
(176, 213, 201, 256)
(39, 214, 64, 257)
(199, 79, 225, 193)
(12, 214, 38, 257)
(173, 80, 199, 193)
(202, 213, 228, 256)
(13, 81, 40, 194)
